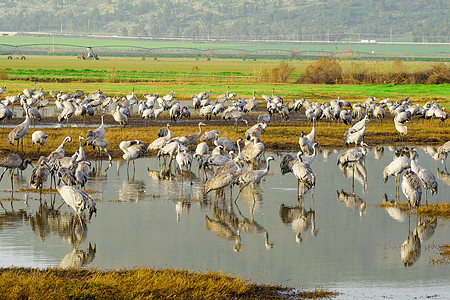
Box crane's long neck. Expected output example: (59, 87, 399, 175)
(166, 125, 172, 140)
(265, 158, 272, 172)
(236, 140, 242, 161)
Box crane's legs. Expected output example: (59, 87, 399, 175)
(10, 170, 14, 198)
(0, 168, 8, 182)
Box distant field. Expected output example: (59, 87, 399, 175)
(0, 35, 448, 59)
(0, 56, 441, 76)
(0, 55, 447, 107)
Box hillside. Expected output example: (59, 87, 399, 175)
(0, 0, 447, 42)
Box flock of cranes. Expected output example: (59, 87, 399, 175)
(0, 83, 448, 228)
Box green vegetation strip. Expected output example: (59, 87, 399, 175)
(0, 267, 337, 299)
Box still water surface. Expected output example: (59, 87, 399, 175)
(0, 147, 448, 298)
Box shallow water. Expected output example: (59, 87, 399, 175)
(0, 147, 449, 298)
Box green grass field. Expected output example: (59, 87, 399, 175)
(0, 35, 448, 59)
(0, 56, 447, 107)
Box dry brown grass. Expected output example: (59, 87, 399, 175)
(0, 112, 448, 161)
(377, 202, 450, 219)
(0, 267, 337, 299)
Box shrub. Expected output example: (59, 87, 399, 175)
(253, 61, 294, 83)
(0, 69, 8, 80)
(298, 57, 342, 84)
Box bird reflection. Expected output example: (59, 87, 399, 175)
(437, 168, 450, 186)
(175, 200, 191, 222)
(373, 146, 384, 160)
(413, 218, 437, 243)
(338, 160, 368, 194)
(58, 242, 96, 269)
(0, 204, 27, 229)
(321, 149, 336, 161)
(204, 203, 241, 252)
(239, 183, 263, 205)
(279, 196, 317, 244)
(90, 160, 111, 177)
(28, 201, 88, 246)
(421, 146, 441, 162)
(119, 178, 146, 202)
(337, 189, 367, 217)
(400, 230, 421, 267)
(382, 194, 409, 222)
(204, 198, 273, 252)
(147, 168, 176, 181)
(235, 202, 273, 249)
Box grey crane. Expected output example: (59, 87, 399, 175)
(0, 154, 33, 195)
(200, 129, 219, 143)
(8, 105, 31, 153)
(75, 136, 86, 162)
(205, 160, 242, 195)
(29, 156, 52, 199)
(410, 149, 437, 204)
(337, 142, 368, 166)
(213, 139, 242, 177)
(401, 168, 422, 208)
(86, 113, 105, 140)
(194, 142, 209, 159)
(176, 143, 192, 173)
(339, 109, 352, 125)
(120, 140, 146, 173)
(300, 142, 319, 166)
(280, 151, 316, 195)
(147, 124, 172, 152)
(73, 160, 91, 189)
(112, 103, 128, 128)
(245, 122, 266, 142)
(31, 130, 48, 156)
(236, 156, 276, 202)
(56, 172, 97, 225)
(222, 108, 248, 129)
(344, 124, 366, 147)
(241, 136, 264, 165)
(214, 136, 235, 152)
(394, 117, 408, 142)
(179, 122, 206, 147)
(383, 155, 411, 200)
(85, 137, 112, 162)
(298, 130, 314, 155)
(48, 136, 72, 163)
(0, 102, 12, 123)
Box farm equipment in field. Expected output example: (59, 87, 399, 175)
(7, 46, 26, 60)
(77, 47, 99, 60)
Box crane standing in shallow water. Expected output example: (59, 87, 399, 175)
(56, 172, 97, 226)
(236, 156, 276, 202)
(8, 105, 31, 153)
(401, 168, 422, 209)
(0, 154, 33, 196)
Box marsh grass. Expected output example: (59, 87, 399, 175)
(0, 113, 448, 160)
(377, 202, 450, 219)
(0, 267, 337, 299)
